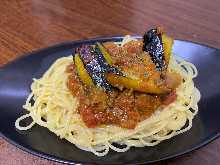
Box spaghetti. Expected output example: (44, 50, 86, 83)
(15, 37, 200, 156)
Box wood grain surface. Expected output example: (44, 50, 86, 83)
(0, 0, 219, 164)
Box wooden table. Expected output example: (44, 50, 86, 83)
(0, 0, 219, 164)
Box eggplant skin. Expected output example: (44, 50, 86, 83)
(143, 28, 166, 71)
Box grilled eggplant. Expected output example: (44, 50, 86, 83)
(106, 73, 171, 94)
(74, 54, 94, 86)
(94, 43, 123, 76)
(74, 44, 123, 91)
(74, 28, 180, 94)
(143, 27, 173, 71)
(75, 45, 112, 91)
(103, 28, 181, 94)
(97, 42, 113, 65)
(143, 28, 165, 71)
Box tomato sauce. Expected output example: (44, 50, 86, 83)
(66, 64, 176, 129)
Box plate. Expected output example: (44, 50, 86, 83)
(0, 36, 220, 165)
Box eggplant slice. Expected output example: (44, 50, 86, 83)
(74, 44, 123, 91)
(143, 28, 166, 71)
(74, 54, 94, 86)
(104, 28, 181, 94)
(73, 27, 180, 94)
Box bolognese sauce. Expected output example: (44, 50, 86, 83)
(66, 41, 178, 129)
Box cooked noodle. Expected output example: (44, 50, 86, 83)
(15, 37, 200, 156)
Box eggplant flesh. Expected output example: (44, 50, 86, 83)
(143, 28, 166, 71)
(74, 53, 94, 86)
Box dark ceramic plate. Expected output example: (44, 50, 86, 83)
(0, 36, 220, 165)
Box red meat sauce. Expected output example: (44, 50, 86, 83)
(66, 64, 177, 129)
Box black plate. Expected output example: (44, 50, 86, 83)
(0, 36, 220, 165)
